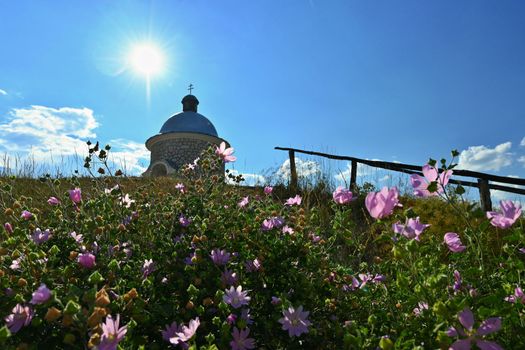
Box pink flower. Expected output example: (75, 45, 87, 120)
(47, 197, 60, 205)
(282, 225, 294, 235)
(285, 195, 302, 206)
(170, 318, 200, 344)
(161, 321, 182, 343)
(413, 301, 429, 317)
(216, 142, 236, 163)
(453, 270, 462, 291)
(31, 284, 52, 304)
(238, 196, 249, 208)
(278, 305, 311, 337)
(142, 259, 155, 279)
(333, 186, 354, 204)
(230, 327, 256, 350)
(68, 188, 82, 204)
(223, 286, 251, 308)
(504, 286, 525, 304)
(410, 164, 452, 197)
(78, 252, 96, 268)
(31, 228, 52, 245)
(4, 304, 33, 333)
(444, 232, 466, 253)
(179, 214, 191, 227)
(99, 314, 127, 350)
(21, 210, 33, 220)
(365, 187, 402, 219)
(264, 186, 273, 195)
(486, 200, 522, 229)
(221, 269, 238, 286)
(245, 258, 261, 272)
(392, 217, 430, 241)
(211, 249, 231, 266)
(4, 222, 13, 234)
(261, 216, 285, 231)
(447, 308, 502, 350)
(175, 183, 186, 193)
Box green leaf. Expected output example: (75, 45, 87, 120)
(455, 185, 465, 195)
(0, 326, 11, 343)
(88, 271, 104, 284)
(427, 181, 438, 193)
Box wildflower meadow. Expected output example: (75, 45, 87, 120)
(0, 143, 524, 349)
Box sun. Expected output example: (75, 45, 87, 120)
(127, 42, 165, 77)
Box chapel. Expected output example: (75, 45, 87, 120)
(143, 89, 229, 176)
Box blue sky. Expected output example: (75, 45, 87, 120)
(0, 1, 524, 201)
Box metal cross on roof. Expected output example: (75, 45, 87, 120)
(188, 84, 194, 95)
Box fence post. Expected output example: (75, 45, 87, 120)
(477, 178, 492, 212)
(289, 150, 298, 192)
(350, 160, 357, 191)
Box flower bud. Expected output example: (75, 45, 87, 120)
(45, 307, 62, 322)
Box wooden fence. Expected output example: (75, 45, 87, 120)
(275, 146, 525, 211)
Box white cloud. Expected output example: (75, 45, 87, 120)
(334, 159, 381, 182)
(275, 157, 321, 181)
(378, 175, 391, 182)
(0, 89, 7, 96)
(226, 169, 265, 186)
(0, 105, 98, 161)
(521, 137, 525, 147)
(458, 142, 513, 171)
(518, 156, 525, 167)
(107, 139, 150, 175)
(0, 105, 148, 176)
(490, 175, 523, 206)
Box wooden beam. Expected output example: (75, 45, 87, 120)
(478, 178, 492, 212)
(289, 150, 298, 192)
(350, 160, 357, 191)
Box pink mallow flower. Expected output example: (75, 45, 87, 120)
(179, 214, 191, 227)
(4, 304, 33, 333)
(170, 318, 200, 345)
(68, 188, 82, 204)
(21, 210, 33, 220)
(413, 301, 429, 317)
(175, 183, 186, 193)
(504, 286, 525, 304)
(446, 308, 502, 350)
(261, 216, 285, 231)
(99, 314, 127, 350)
(223, 286, 251, 309)
(230, 327, 256, 350)
(30, 284, 52, 304)
(333, 186, 354, 204)
(444, 232, 466, 253)
(4, 222, 13, 234)
(365, 186, 402, 219)
(161, 321, 182, 343)
(142, 259, 155, 279)
(410, 164, 452, 197)
(216, 142, 236, 163)
(47, 197, 60, 205)
(278, 305, 311, 337)
(392, 217, 430, 241)
(31, 228, 52, 245)
(486, 200, 522, 229)
(285, 195, 302, 206)
(264, 186, 273, 195)
(78, 252, 96, 268)
(453, 270, 462, 291)
(238, 196, 249, 208)
(210, 249, 231, 266)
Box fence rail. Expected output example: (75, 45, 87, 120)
(275, 146, 525, 211)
